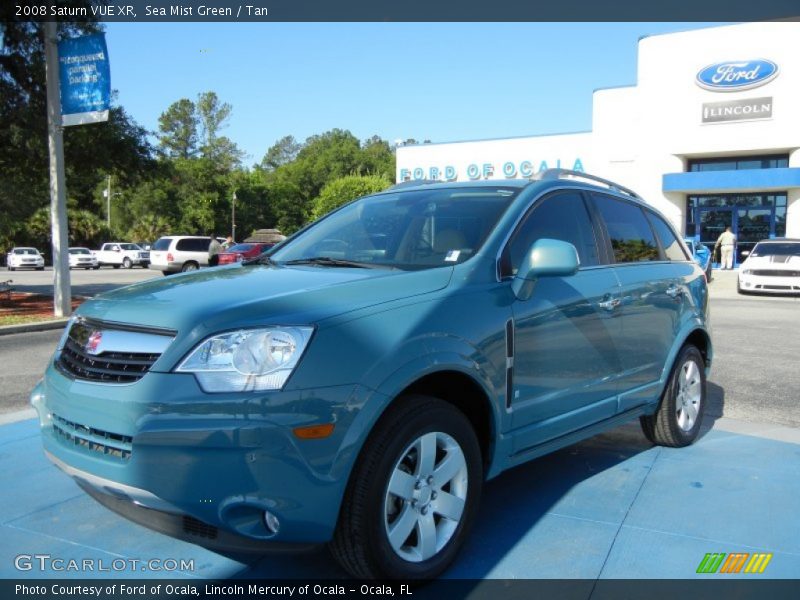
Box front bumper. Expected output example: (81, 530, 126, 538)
(739, 273, 800, 294)
(31, 364, 374, 545)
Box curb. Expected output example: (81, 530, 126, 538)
(0, 318, 69, 336)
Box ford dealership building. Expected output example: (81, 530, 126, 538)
(395, 22, 800, 263)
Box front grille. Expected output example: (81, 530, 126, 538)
(52, 414, 132, 460)
(751, 269, 800, 277)
(58, 337, 160, 383)
(183, 515, 218, 539)
(56, 319, 170, 384)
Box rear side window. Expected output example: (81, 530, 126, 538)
(647, 211, 689, 261)
(176, 238, 210, 252)
(502, 191, 600, 277)
(152, 237, 173, 251)
(592, 194, 659, 263)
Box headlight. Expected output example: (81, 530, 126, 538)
(176, 327, 313, 393)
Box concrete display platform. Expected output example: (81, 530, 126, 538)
(1, 414, 799, 580)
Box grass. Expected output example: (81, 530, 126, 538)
(0, 314, 64, 326)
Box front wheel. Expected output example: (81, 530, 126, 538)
(641, 345, 706, 447)
(122, 257, 132, 269)
(330, 395, 482, 579)
(705, 263, 713, 282)
(181, 262, 198, 272)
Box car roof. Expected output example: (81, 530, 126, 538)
(756, 238, 800, 243)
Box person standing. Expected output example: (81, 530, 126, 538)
(208, 234, 222, 267)
(714, 226, 736, 270)
(222, 235, 234, 250)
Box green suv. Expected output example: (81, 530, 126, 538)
(32, 170, 711, 579)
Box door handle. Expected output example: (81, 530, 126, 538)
(598, 297, 620, 311)
(665, 285, 682, 299)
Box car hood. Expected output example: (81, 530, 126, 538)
(742, 254, 800, 270)
(76, 263, 453, 333)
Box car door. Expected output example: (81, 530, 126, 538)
(502, 190, 624, 453)
(590, 193, 687, 410)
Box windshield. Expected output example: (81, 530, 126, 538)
(119, 243, 140, 250)
(14, 248, 38, 255)
(751, 242, 800, 257)
(70, 248, 91, 255)
(271, 187, 520, 270)
(228, 243, 254, 253)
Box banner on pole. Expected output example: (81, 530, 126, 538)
(58, 33, 110, 127)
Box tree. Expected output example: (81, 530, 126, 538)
(158, 98, 198, 159)
(312, 175, 392, 220)
(260, 135, 301, 171)
(196, 91, 231, 148)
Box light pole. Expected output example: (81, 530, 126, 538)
(231, 191, 237, 242)
(103, 175, 121, 229)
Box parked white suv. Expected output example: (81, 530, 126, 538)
(150, 236, 213, 275)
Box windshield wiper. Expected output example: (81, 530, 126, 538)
(243, 254, 277, 266)
(282, 256, 380, 269)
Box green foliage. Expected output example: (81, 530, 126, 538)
(19, 206, 110, 252)
(158, 98, 198, 159)
(312, 175, 393, 220)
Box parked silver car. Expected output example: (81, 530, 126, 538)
(6, 247, 45, 271)
(68, 247, 100, 270)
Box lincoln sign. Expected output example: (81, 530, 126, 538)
(701, 97, 772, 124)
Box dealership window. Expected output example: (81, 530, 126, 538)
(688, 154, 789, 172)
(685, 193, 787, 265)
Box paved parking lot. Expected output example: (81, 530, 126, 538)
(5, 265, 158, 298)
(0, 268, 798, 583)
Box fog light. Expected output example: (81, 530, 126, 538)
(264, 510, 280, 534)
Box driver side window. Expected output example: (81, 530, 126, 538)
(501, 191, 600, 277)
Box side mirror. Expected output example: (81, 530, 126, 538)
(512, 238, 579, 301)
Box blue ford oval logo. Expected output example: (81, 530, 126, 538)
(696, 59, 779, 92)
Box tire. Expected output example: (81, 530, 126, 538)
(122, 257, 132, 269)
(640, 345, 706, 447)
(93, 266, 100, 270)
(181, 262, 198, 273)
(330, 395, 482, 579)
(36, 267, 44, 271)
(113, 264, 120, 269)
(705, 263, 712, 282)
(8, 267, 14, 272)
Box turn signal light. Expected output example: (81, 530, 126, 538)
(293, 423, 335, 439)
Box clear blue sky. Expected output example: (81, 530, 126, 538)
(104, 22, 726, 165)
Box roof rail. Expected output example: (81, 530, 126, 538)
(532, 169, 642, 201)
(388, 179, 444, 190)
